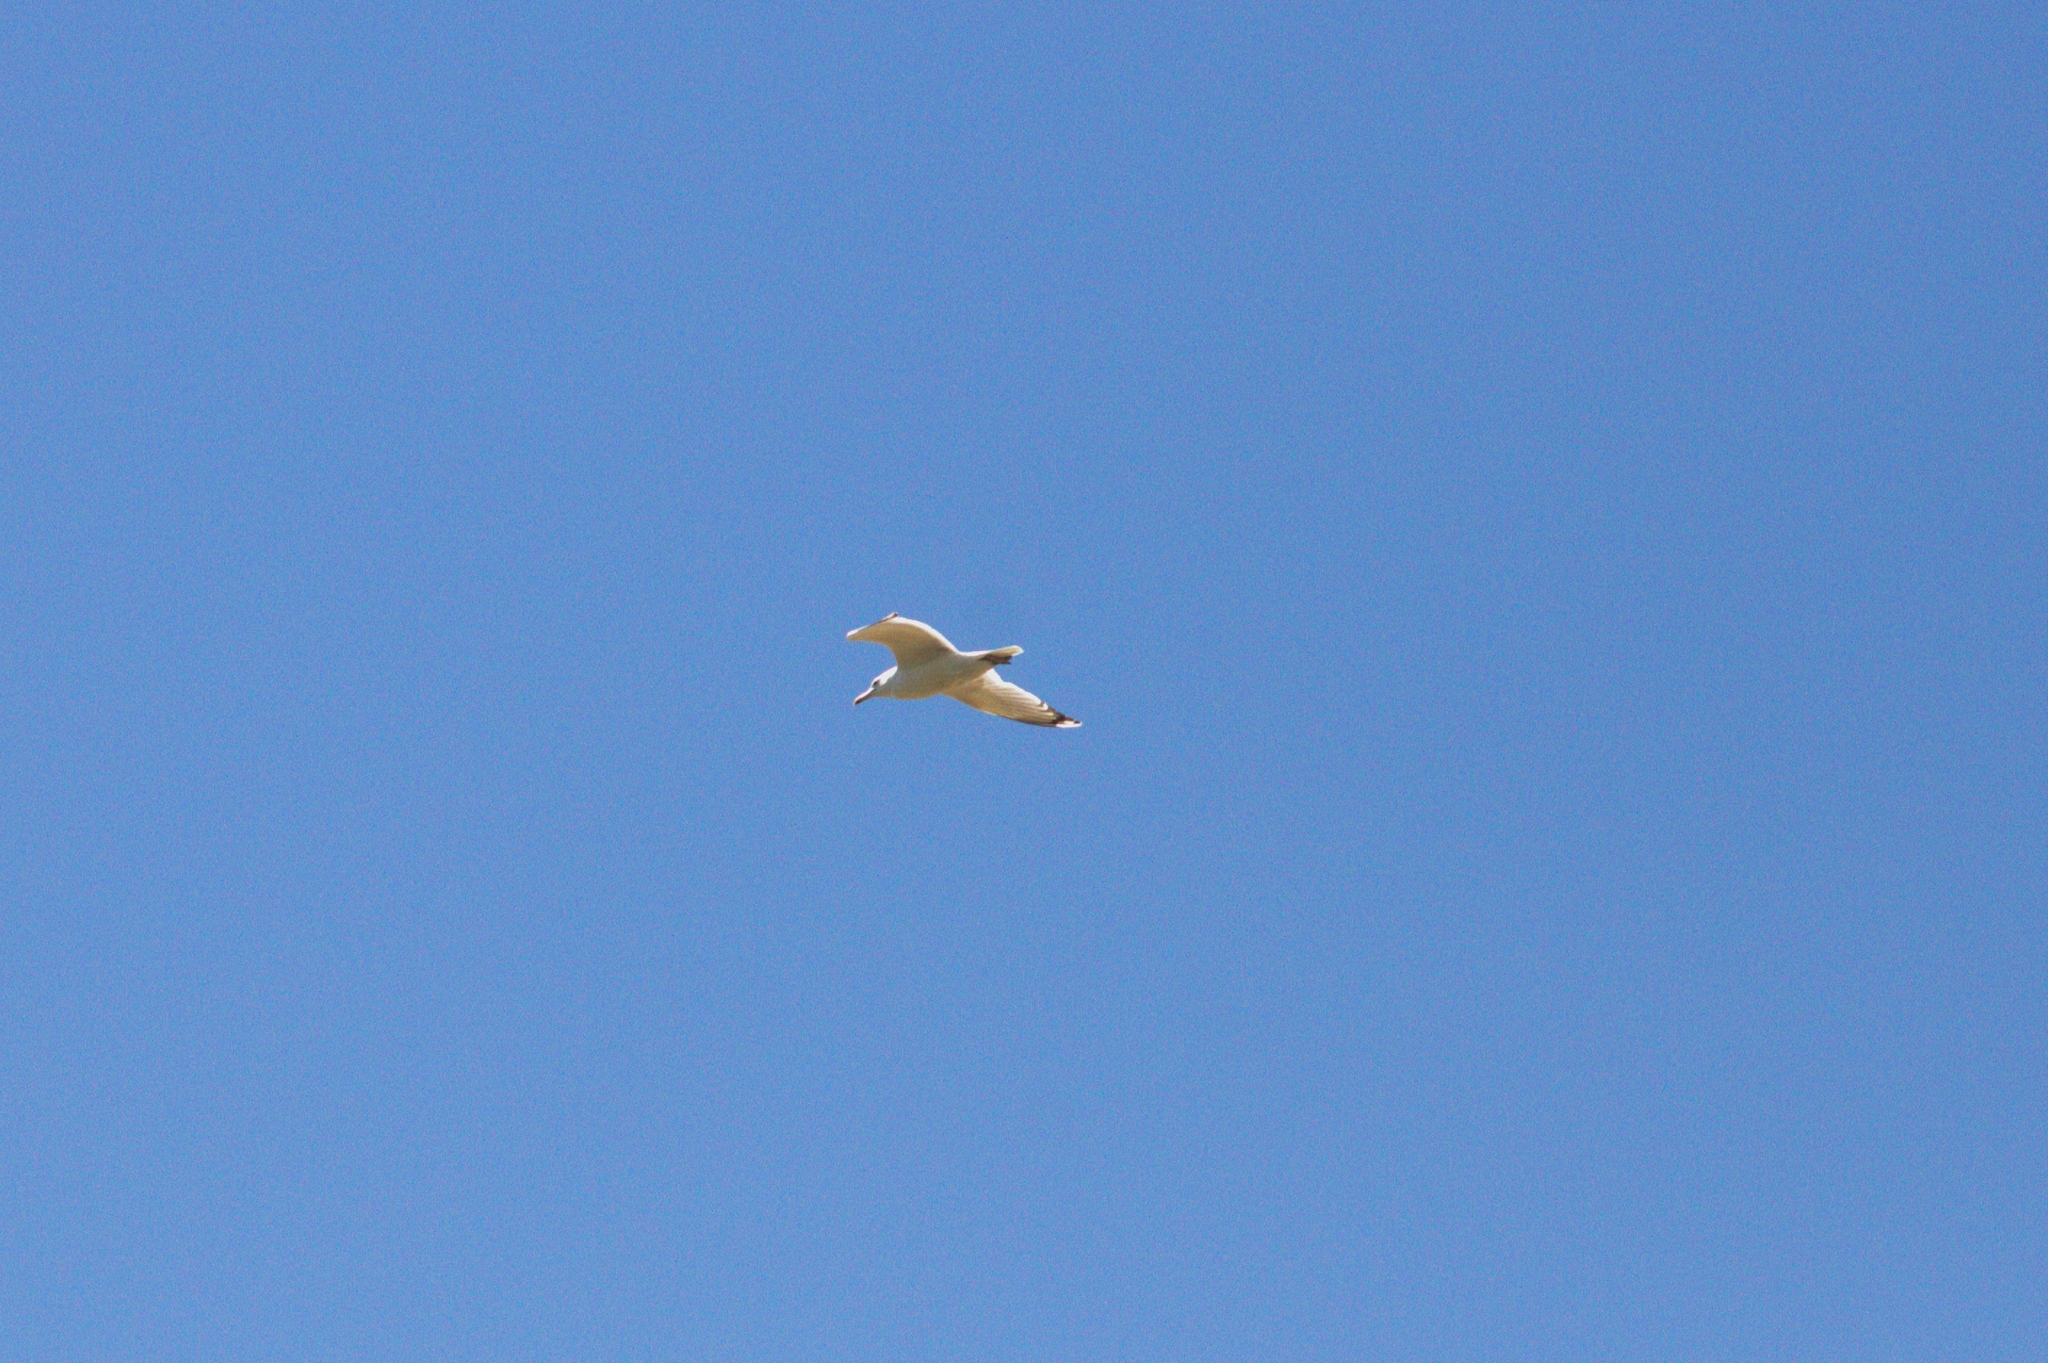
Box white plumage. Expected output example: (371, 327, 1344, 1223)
(846, 613, 1080, 728)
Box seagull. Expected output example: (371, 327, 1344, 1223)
(847, 613, 1081, 728)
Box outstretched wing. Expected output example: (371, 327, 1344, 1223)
(947, 670, 1081, 728)
(845, 613, 957, 668)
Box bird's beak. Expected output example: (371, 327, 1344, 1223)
(853, 686, 874, 705)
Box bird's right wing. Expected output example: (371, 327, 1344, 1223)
(845, 613, 956, 668)
(947, 670, 1081, 728)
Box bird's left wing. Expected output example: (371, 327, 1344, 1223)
(845, 613, 956, 668)
(947, 670, 1081, 728)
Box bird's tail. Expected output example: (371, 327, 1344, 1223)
(982, 646, 1024, 665)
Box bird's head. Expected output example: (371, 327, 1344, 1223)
(853, 670, 892, 705)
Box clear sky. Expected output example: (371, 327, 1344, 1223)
(3, 4, 2042, 1360)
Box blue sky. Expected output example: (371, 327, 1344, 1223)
(3, 4, 2042, 1359)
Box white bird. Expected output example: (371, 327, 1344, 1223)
(847, 613, 1081, 728)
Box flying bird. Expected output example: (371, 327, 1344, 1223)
(847, 613, 1081, 728)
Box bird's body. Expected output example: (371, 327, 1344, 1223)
(847, 613, 1080, 728)
(874, 648, 997, 701)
